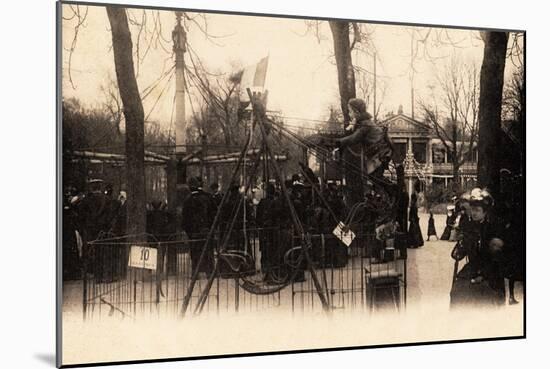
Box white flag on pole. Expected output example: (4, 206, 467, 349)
(239, 56, 269, 101)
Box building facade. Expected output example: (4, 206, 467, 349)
(382, 109, 477, 195)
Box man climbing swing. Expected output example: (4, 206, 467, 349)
(334, 98, 393, 178)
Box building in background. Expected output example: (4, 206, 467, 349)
(383, 106, 477, 195)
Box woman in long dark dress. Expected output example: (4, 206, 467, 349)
(407, 191, 424, 248)
(440, 205, 456, 241)
(427, 212, 438, 241)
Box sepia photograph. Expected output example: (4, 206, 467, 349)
(57, 0, 525, 366)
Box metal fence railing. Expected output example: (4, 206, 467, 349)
(80, 229, 407, 320)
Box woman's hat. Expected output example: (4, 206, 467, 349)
(469, 187, 494, 208)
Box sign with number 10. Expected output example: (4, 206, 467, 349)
(128, 245, 157, 270)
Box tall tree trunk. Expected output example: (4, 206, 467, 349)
(329, 21, 362, 208)
(329, 21, 356, 125)
(106, 7, 146, 236)
(477, 31, 508, 195)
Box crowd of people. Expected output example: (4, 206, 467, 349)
(62, 173, 355, 281)
(62, 180, 128, 280)
(169, 174, 354, 282)
(62, 173, 524, 309)
(64, 161, 429, 279)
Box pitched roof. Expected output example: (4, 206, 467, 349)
(381, 113, 432, 133)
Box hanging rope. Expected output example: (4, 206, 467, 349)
(269, 120, 397, 228)
(269, 119, 395, 188)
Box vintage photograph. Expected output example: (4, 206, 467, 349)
(58, 1, 525, 366)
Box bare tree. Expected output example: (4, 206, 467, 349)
(106, 6, 146, 237)
(500, 55, 524, 177)
(100, 75, 124, 135)
(63, 5, 232, 236)
(356, 71, 387, 122)
(419, 57, 480, 183)
(328, 21, 357, 125)
(302, 20, 378, 207)
(185, 64, 245, 147)
(502, 65, 525, 127)
(326, 21, 367, 207)
(477, 31, 509, 194)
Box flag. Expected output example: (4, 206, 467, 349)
(252, 56, 269, 87)
(240, 56, 269, 101)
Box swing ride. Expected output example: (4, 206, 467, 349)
(180, 89, 401, 316)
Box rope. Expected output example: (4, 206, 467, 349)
(270, 120, 371, 181)
(270, 120, 395, 189)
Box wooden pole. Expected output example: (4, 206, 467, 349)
(372, 53, 377, 123)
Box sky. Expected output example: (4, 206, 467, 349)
(61, 4, 523, 132)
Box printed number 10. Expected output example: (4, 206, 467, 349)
(140, 248, 150, 261)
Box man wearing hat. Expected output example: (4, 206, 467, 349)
(74, 179, 112, 281)
(181, 176, 215, 275)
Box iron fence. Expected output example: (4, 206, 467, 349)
(79, 228, 407, 320)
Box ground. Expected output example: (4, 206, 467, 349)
(407, 212, 457, 308)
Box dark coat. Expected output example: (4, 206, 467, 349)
(339, 113, 386, 150)
(181, 190, 214, 237)
(450, 217, 507, 307)
(459, 218, 503, 279)
(407, 193, 424, 248)
(76, 191, 110, 241)
(146, 208, 169, 241)
(257, 195, 278, 272)
(337, 113, 393, 170)
(427, 215, 437, 236)
(441, 212, 457, 241)
(62, 202, 81, 279)
(256, 195, 277, 228)
(182, 190, 215, 274)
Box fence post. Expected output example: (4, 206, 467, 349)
(234, 277, 239, 312)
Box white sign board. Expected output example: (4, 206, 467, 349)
(128, 245, 157, 270)
(332, 222, 356, 247)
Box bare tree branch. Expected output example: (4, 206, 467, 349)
(64, 5, 89, 89)
(418, 56, 480, 181)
